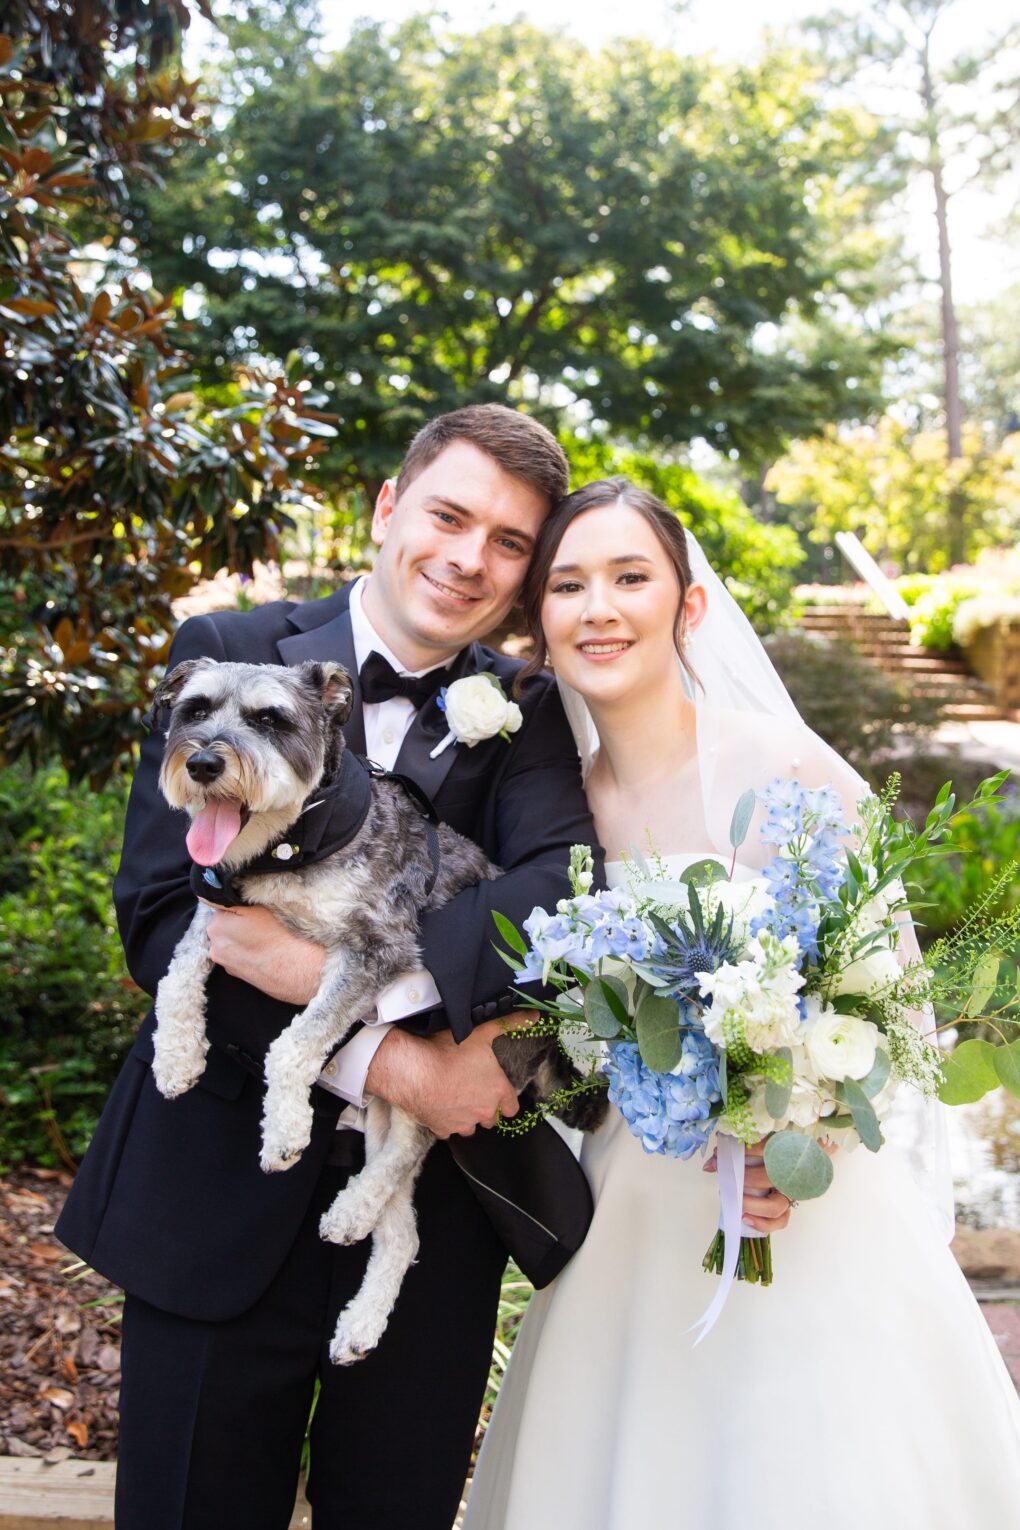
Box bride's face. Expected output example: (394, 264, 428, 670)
(540, 502, 705, 705)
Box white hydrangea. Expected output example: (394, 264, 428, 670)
(953, 592, 1020, 647)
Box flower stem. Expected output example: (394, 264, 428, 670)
(702, 1231, 773, 1287)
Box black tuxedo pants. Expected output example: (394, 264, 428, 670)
(114, 1141, 507, 1530)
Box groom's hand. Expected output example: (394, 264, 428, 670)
(203, 904, 325, 1004)
(365, 1021, 523, 1139)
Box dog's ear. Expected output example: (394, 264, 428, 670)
(151, 658, 216, 716)
(301, 661, 354, 726)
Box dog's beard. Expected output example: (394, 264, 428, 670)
(160, 737, 321, 866)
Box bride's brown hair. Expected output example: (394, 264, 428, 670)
(514, 478, 698, 695)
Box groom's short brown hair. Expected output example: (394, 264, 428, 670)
(395, 404, 569, 508)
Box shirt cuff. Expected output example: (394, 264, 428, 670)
(374, 968, 442, 1023)
(316, 1022, 394, 1109)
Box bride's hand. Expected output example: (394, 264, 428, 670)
(703, 1137, 838, 1234)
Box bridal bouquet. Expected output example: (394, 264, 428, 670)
(494, 771, 1019, 1325)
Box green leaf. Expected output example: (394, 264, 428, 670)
(763, 1133, 835, 1200)
(728, 788, 756, 850)
(765, 1046, 793, 1120)
(718, 1049, 728, 1108)
(635, 989, 682, 1072)
(858, 1048, 891, 1099)
(966, 950, 1001, 1018)
(831, 991, 870, 1015)
(936, 1038, 999, 1106)
(680, 859, 728, 889)
(583, 976, 628, 1040)
(992, 1040, 1020, 1100)
(840, 1078, 882, 1152)
(491, 910, 528, 959)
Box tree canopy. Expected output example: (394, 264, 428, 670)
(132, 13, 892, 499)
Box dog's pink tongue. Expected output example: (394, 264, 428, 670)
(186, 802, 243, 866)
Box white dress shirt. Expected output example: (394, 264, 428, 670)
(314, 576, 447, 1129)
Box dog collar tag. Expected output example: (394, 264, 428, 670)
(202, 868, 223, 889)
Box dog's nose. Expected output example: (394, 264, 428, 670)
(186, 750, 225, 784)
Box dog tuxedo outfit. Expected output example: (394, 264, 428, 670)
(57, 575, 603, 1530)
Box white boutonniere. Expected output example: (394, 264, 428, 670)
(429, 673, 524, 759)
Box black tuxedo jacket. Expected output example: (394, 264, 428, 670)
(57, 582, 605, 1319)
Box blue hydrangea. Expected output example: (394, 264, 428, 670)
(603, 1036, 721, 1159)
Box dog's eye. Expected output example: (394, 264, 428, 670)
(255, 708, 285, 730)
(182, 702, 210, 722)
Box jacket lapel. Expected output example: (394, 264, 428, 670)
(276, 583, 367, 757)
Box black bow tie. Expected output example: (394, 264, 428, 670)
(358, 652, 447, 710)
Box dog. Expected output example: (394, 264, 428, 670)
(149, 655, 606, 1363)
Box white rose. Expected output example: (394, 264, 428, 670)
(442, 675, 522, 746)
(802, 1001, 879, 1083)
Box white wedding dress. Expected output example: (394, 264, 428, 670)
(463, 858, 1020, 1530)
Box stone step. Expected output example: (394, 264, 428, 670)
(0, 1458, 311, 1528)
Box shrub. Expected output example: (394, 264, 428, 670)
(0, 763, 144, 1168)
(763, 631, 942, 785)
(902, 775, 1020, 944)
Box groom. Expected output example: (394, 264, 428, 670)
(56, 404, 603, 1530)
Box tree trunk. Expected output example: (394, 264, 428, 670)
(921, 36, 965, 563)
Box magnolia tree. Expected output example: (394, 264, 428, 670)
(0, 3, 336, 783)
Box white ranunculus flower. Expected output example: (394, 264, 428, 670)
(442, 674, 522, 746)
(803, 1002, 879, 1083)
(834, 942, 901, 999)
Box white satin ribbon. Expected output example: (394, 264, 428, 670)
(688, 1134, 765, 1346)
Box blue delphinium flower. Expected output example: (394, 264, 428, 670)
(603, 1035, 721, 1159)
(752, 779, 848, 961)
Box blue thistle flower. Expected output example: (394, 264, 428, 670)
(648, 886, 741, 998)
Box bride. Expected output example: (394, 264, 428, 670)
(463, 478, 1020, 1529)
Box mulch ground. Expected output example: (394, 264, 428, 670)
(2, 1166, 1018, 1473)
(0, 1169, 122, 1463)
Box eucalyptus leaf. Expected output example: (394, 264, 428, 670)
(718, 1050, 728, 1108)
(763, 1133, 835, 1201)
(937, 1038, 1000, 1106)
(966, 950, 1001, 1018)
(728, 789, 756, 851)
(583, 977, 628, 1040)
(992, 1040, 1020, 1100)
(635, 989, 682, 1072)
(765, 1046, 793, 1120)
(858, 1048, 891, 1100)
(841, 1078, 882, 1152)
(680, 860, 728, 890)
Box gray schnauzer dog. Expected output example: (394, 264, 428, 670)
(150, 656, 605, 1364)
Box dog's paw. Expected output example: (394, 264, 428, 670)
(329, 1312, 383, 1366)
(319, 1197, 375, 1246)
(259, 1138, 307, 1174)
(151, 1045, 207, 1099)
(259, 1088, 314, 1173)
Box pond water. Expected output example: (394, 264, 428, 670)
(947, 1091, 1020, 1231)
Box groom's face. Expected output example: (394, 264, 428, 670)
(367, 440, 549, 665)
